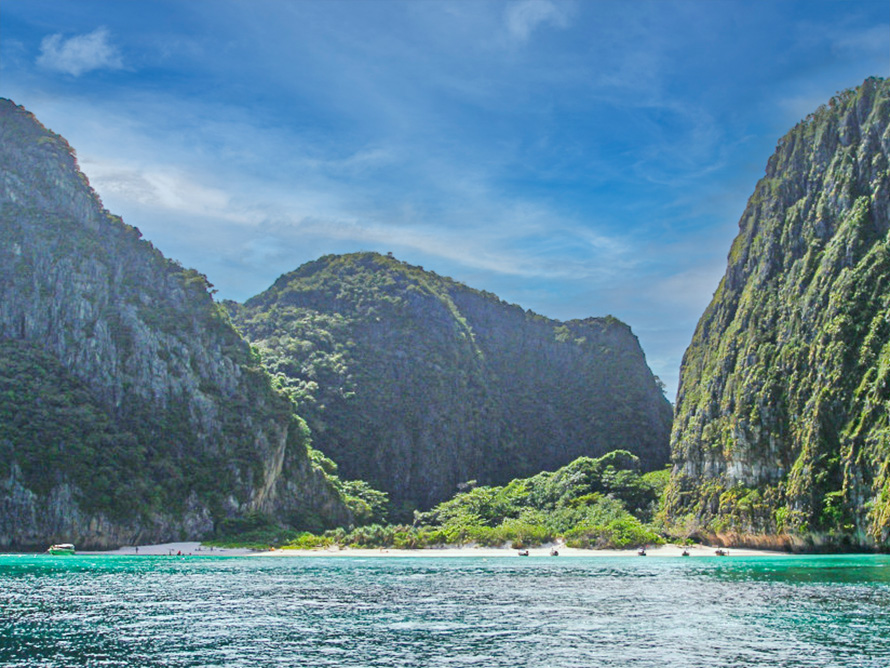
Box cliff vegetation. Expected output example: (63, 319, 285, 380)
(0, 99, 358, 549)
(665, 78, 890, 550)
(228, 252, 673, 517)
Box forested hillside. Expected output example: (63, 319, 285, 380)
(229, 252, 673, 516)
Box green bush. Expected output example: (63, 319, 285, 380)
(269, 450, 669, 550)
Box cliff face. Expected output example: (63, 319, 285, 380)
(228, 252, 673, 515)
(0, 99, 350, 549)
(665, 78, 890, 548)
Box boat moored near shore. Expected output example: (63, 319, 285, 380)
(47, 543, 76, 555)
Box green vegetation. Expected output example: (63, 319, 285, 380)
(445, 454, 664, 549)
(0, 339, 148, 519)
(0, 89, 669, 551)
(206, 512, 305, 550)
(667, 78, 890, 548)
(0, 99, 357, 548)
(229, 251, 673, 516)
(212, 451, 669, 550)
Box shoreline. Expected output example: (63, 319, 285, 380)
(82, 541, 790, 558)
(260, 543, 787, 558)
(81, 542, 256, 556)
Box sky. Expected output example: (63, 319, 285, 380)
(1, 0, 888, 400)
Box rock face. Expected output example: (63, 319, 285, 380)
(228, 252, 673, 515)
(665, 78, 890, 548)
(0, 99, 350, 550)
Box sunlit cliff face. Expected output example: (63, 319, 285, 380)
(666, 78, 890, 547)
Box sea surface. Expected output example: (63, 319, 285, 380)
(1, 553, 888, 667)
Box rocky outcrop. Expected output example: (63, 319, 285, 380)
(665, 78, 890, 548)
(0, 99, 350, 550)
(228, 252, 673, 515)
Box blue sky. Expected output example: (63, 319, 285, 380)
(2, 0, 888, 399)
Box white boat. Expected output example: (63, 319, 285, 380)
(47, 543, 76, 555)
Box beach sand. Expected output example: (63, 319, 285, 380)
(84, 542, 257, 556)
(89, 541, 787, 558)
(258, 542, 784, 558)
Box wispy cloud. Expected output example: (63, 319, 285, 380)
(37, 27, 123, 76)
(832, 24, 890, 55)
(505, 0, 570, 42)
(81, 157, 249, 221)
(79, 143, 628, 288)
(281, 210, 626, 281)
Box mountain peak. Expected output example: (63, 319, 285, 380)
(232, 254, 672, 514)
(0, 99, 351, 549)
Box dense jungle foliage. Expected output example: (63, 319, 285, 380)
(0, 339, 149, 519)
(210, 450, 671, 551)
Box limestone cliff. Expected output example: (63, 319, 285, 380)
(0, 99, 350, 550)
(665, 78, 890, 549)
(228, 252, 673, 515)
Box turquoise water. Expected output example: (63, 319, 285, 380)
(1, 554, 889, 667)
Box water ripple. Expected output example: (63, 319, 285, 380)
(1, 555, 889, 667)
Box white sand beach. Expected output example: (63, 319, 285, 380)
(257, 542, 787, 558)
(87, 541, 787, 558)
(84, 542, 257, 556)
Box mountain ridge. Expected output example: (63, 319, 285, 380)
(229, 251, 673, 515)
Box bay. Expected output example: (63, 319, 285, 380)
(1, 554, 888, 667)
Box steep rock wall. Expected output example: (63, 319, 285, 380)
(0, 99, 350, 549)
(665, 78, 890, 548)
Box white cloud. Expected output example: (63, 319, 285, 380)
(80, 156, 261, 225)
(256, 203, 625, 282)
(505, 0, 569, 42)
(832, 24, 890, 55)
(653, 264, 726, 313)
(37, 27, 123, 76)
